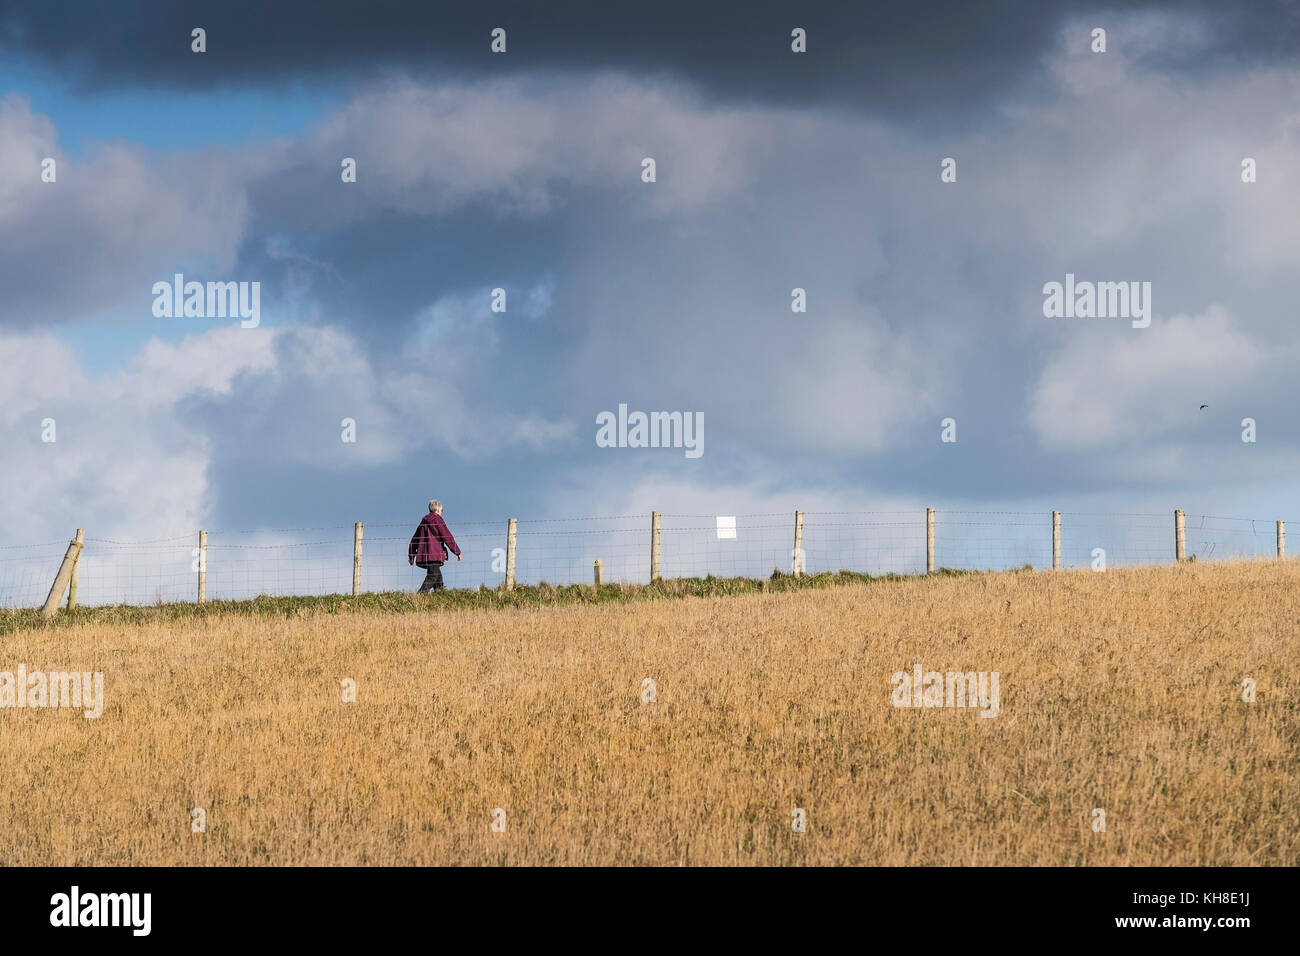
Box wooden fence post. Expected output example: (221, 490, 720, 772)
(505, 518, 517, 591)
(67, 528, 84, 609)
(793, 510, 804, 577)
(650, 511, 662, 582)
(1277, 520, 1285, 559)
(926, 508, 935, 574)
(41, 529, 84, 619)
(593, 559, 603, 587)
(1174, 510, 1186, 563)
(352, 522, 364, 596)
(198, 530, 208, 603)
(1052, 511, 1061, 570)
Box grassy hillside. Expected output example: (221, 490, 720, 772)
(2, 568, 918, 633)
(1, 560, 1295, 865)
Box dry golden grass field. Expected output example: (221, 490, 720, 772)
(2, 560, 1296, 866)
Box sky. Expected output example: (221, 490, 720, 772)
(2, 0, 1300, 595)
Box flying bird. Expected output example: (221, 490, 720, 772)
(1199, 404, 1209, 410)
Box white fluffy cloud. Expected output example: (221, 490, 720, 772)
(0, 327, 274, 543)
(308, 75, 764, 218)
(1028, 306, 1265, 449)
(0, 321, 575, 546)
(0, 94, 255, 326)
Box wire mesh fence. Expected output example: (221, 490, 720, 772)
(0, 509, 1294, 609)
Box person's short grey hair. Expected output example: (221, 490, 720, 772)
(429, 499, 441, 513)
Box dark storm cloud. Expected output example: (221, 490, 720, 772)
(5, 0, 1297, 121)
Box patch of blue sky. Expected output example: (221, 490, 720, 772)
(0, 61, 344, 156)
(59, 276, 305, 379)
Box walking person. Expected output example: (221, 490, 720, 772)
(408, 499, 462, 593)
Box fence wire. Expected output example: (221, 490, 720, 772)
(0, 510, 1292, 609)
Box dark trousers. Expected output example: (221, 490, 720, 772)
(417, 561, 444, 593)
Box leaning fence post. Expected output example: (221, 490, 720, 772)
(793, 510, 804, 577)
(1174, 510, 1186, 563)
(352, 522, 364, 596)
(1052, 511, 1061, 570)
(505, 518, 517, 591)
(593, 559, 603, 587)
(926, 508, 935, 574)
(1277, 520, 1285, 559)
(41, 529, 84, 619)
(67, 528, 84, 609)
(650, 511, 661, 582)
(198, 530, 208, 603)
